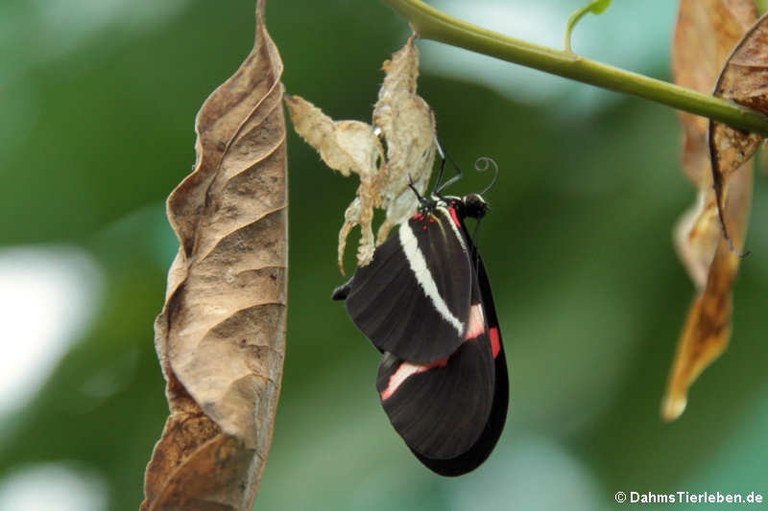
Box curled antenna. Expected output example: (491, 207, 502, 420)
(475, 157, 499, 196)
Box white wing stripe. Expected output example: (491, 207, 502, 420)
(438, 206, 468, 252)
(398, 222, 464, 335)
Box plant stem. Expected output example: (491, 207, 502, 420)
(383, 0, 768, 137)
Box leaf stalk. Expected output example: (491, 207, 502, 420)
(383, 0, 768, 137)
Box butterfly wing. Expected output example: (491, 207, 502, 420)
(339, 207, 473, 364)
(334, 197, 508, 476)
(375, 309, 495, 461)
(412, 253, 508, 476)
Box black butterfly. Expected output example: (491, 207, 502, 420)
(333, 188, 508, 476)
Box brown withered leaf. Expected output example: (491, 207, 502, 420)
(664, 164, 752, 421)
(673, 0, 756, 186)
(710, 11, 768, 246)
(141, 1, 287, 509)
(663, 0, 757, 421)
(286, 36, 436, 273)
(673, 189, 720, 290)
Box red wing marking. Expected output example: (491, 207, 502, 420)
(380, 357, 449, 400)
(381, 303, 490, 400)
(448, 206, 462, 227)
(489, 326, 501, 358)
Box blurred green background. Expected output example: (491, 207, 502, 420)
(1, 1, 767, 510)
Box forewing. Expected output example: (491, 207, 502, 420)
(344, 207, 473, 363)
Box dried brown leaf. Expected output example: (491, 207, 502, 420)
(673, 0, 757, 185)
(664, 165, 752, 421)
(710, 11, 768, 246)
(671, 0, 755, 285)
(664, 0, 758, 421)
(286, 36, 435, 272)
(141, 1, 287, 509)
(673, 188, 720, 290)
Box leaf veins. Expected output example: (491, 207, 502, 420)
(142, 1, 287, 509)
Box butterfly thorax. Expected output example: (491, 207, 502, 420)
(412, 193, 487, 227)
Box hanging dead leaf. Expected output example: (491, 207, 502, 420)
(663, 0, 757, 421)
(710, 11, 768, 247)
(673, 0, 757, 187)
(673, 189, 720, 290)
(671, 0, 755, 287)
(664, 163, 752, 421)
(286, 36, 436, 273)
(141, 1, 287, 509)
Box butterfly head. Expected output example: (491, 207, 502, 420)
(461, 193, 488, 220)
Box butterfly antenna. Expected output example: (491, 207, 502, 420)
(432, 145, 448, 194)
(435, 141, 464, 196)
(408, 175, 429, 207)
(476, 157, 499, 196)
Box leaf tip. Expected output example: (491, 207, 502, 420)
(661, 393, 687, 422)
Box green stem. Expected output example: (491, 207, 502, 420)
(384, 0, 768, 137)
